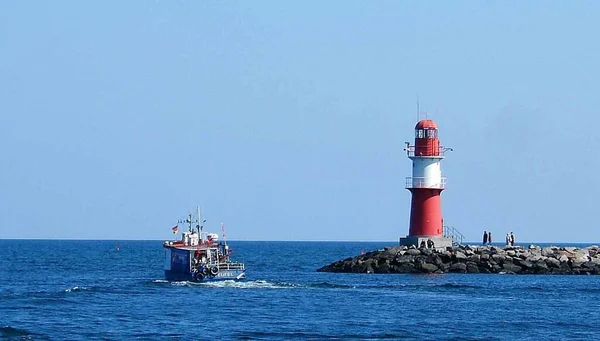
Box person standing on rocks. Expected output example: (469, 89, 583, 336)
(505, 233, 510, 246)
(510, 232, 515, 246)
(487, 231, 492, 245)
(483, 231, 488, 245)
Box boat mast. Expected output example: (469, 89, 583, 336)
(197, 206, 204, 242)
(187, 212, 193, 232)
(221, 222, 227, 247)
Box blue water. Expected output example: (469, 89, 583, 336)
(1, 240, 600, 340)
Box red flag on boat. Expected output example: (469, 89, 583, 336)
(172, 225, 178, 234)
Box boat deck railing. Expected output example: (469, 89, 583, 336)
(217, 262, 245, 271)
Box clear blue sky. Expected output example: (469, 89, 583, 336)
(1, 1, 599, 242)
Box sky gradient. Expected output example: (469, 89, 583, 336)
(1, 1, 599, 242)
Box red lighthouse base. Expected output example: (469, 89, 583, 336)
(400, 189, 453, 249)
(408, 189, 443, 236)
(399, 235, 453, 249)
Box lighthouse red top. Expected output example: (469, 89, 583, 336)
(414, 119, 440, 157)
(414, 119, 438, 130)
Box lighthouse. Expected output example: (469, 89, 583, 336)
(399, 119, 454, 249)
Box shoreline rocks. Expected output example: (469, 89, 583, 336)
(317, 245, 600, 275)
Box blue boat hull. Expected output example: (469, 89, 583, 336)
(164, 270, 245, 282)
(163, 242, 246, 282)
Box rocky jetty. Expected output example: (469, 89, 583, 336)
(317, 245, 600, 275)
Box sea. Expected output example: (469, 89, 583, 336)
(1, 240, 599, 340)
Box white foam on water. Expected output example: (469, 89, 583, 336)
(197, 280, 298, 289)
(64, 286, 89, 293)
(152, 279, 169, 283)
(170, 281, 191, 287)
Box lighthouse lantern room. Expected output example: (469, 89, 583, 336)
(399, 119, 454, 249)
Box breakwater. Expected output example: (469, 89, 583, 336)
(317, 244, 600, 275)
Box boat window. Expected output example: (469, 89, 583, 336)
(427, 129, 437, 138)
(416, 129, 424, 138)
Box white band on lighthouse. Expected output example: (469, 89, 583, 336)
(409, 158, 445, 189)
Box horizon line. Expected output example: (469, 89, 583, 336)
(1, 237, 598, 245)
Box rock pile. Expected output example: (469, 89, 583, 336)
(317, 245, 600, 275)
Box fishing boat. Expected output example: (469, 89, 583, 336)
(163, 207, 246, 282)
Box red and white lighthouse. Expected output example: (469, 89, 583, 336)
(400, 119, 453, 248)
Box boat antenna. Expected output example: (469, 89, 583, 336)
(221, 222, 227, 247)
(186, 212, 194, 232)
(197, 206, 206, 242)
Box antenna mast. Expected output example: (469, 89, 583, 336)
(186, 212, 194, 232)
(197, 206, 203, 241)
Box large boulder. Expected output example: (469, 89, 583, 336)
(582, 261, 597, 271)
(559, 261, 572, 274)
(541, 247, 556, 257)
(534, 261, 549, 274)
(514, 259, 534, 270)
(526, 255, 544, 263)
(431, 255, 444, 266)
(491, 254, 505, 263)
(466, 262, 480, 273)
(545, 257, 561, 268)
(378, 248, 400, 260)
(502, 263, 522, 273)
(529, 247, 542, 256)
(375, 263, 391, 273)
(421, 263, 438, 273)
(454, 252, 468, 261)
(518, 251, 531, 259)
(569, 259, 586, 269)
(450, 262, 467, 273)
(395, 263, 417, 273)
(407, 249, 422, 256)
(468, 254, 481, 263)
(396, 255, 414, 265)
(439, 251, 453, 263)
(438, 262, 451, 272)
(492, 264, 503, 273)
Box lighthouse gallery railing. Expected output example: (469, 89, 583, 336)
(443, 226, 465, 246)
(405, 177, 446, 189)
(405, 146, 450, 158)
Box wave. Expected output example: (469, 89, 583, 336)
(63, 286, 91, 293)
(0, 326, 45, 340)
(198, 280, 296, 289)
(153, 279, 357, 290)
(438, 283, 483, 289)
(235, 330, 414, 340)
(306, 282, 356, 289)
(2, 286, 97, 301)
(362, 283, 484, 290)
